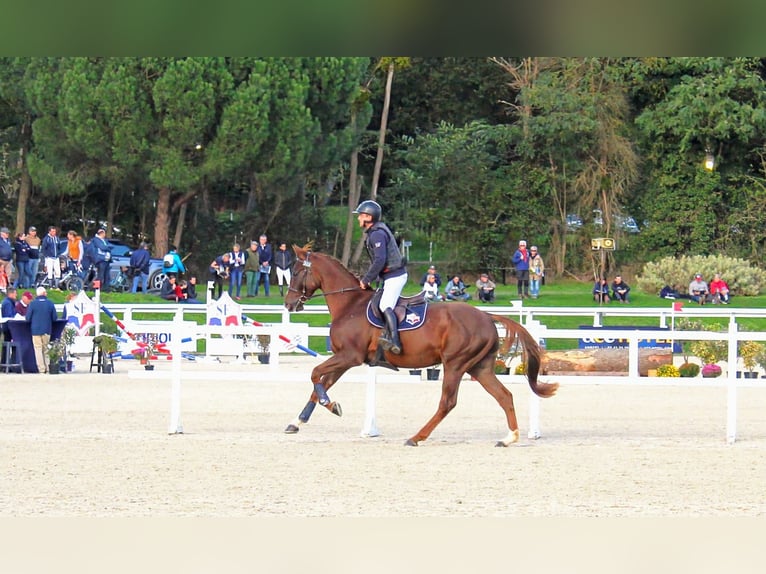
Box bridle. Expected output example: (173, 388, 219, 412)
(287, 251, 361, 305)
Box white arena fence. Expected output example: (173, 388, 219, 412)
(59, 300, 766, 443)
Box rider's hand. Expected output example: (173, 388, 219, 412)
(359, 280, 367, 290)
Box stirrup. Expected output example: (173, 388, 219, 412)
(368, 345, 399, 371)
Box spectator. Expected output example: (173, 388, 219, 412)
(177, 278, 201, 304)
(511, 239, 530, 299)
(1, 287, 17, 340)
(162, 245, 186, 277)
(185, 276, 200, 302)
(26, 286, 58, 373)
(475, 272, 496, 303)
(529, 245, 545, 299)
(419, 265, 442, 289)
(274, 241, 294, 297)
(593, 277, 610, 304)
(709, 273, 731, 304)
(243, 240, 259, 298)
(41, 226, 64, 290)
(0, 226, 13, 288)
(422, 274, 443, 301)
(65, 230, 84, 272)
(611, 275, 631, 303)
(129, 242, 151, 294)
(92, 228, 113, 292)
(13, 232, 33, 289)
(659, 285, 681, 299)
(26, 226, 41, 281)
(159, 274, 180, 302)
(688, 273, 709, 305)
(208, 253, 231, 299)
(445, 275, 471, 302)
(15, 291, 33, 317)
(227, 242, 246, 300)
(254, 234, 273, 297)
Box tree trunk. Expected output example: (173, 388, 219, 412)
(173, 202, 187, 249)
(341, 113, 362, 267)
(14, 141, 31, 235)
(543, 348, 672, 376)
(154, 187, 171, 257)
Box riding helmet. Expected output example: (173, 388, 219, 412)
(353, 200, 382, 222)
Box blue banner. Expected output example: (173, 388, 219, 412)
(578, 326, 682, 353)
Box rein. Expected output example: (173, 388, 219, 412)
(289, 251, 362, 303)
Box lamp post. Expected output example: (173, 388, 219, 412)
(704, 148, 716, 171)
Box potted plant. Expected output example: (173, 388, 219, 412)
(46, 339, 66, 374)
(93, 334, 118, 373)
(514, 362, 527, 375)
(426, 364, 441, 380)
(656, 364, 680, 377)
(494, 358, 510, 375)
(756, 345, 766, 379)
(678, 362, 700, 378)
(680, 319, 727, 378)
(701, 363, 722, 378)
(738, 340, 762, 379)
(256, 334, 271, 364)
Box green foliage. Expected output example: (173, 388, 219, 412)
(636, 254, 766, 296)
(676, 318, 728, 365)
(738, 340, 763, 372)
(678, 362, 700, 378)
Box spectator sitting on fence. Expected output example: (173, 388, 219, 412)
(422, 274, 443, 301)
(688, 273, 709, 305)
(611, 275, 631, 303)
(709, 273, 731, 304)
(593, 277, 610, 304)
(444, 275, 471, 301)
(475, 272, 496, 303)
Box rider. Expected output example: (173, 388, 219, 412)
(354, 199, 408, 358)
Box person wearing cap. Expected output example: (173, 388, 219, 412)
(689, 273, 710, 305)
(511, 239, 530, 299)
(529, 245, 545, 299)
(92, 228, 113, 292)
(15, 291, 33, 317)
(475, 272, 496, 303)
(26, 226, 41, 281)
(419, 265, 442, 289)
(41, 226, 64, 290)
(243, 240, 260, 297)
(611, 275, 631, 303)
(13, 232, 33, 289)
(26, 286, 58, 373)
(0, 226, 13, 288)
(273, 241, 294, 297)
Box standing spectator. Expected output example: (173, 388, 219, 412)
(445, 275, 471, 301)
(511, 239, 530, 299)
(529, 245, 545, 299)
(26, 226, 41, 281)
(26, 286, 58, 373)
(41, 226, 64, 290)
(13, 232, 33, 288)
(593, 277, 610, 304)
(243, 240, 260, 298)
(709, 273, 731, 304)
(227, 243, 246, 300)
(611, 275, 631, 303)
(162, 245, 186, 277)
(475, 272, 496, 303)
(274, 241, 294, 297)
(419, 265, 442, 289)
(65, 230, 84, 271)
(688, 273, 709, 305)
(91, 228, 113, 292)
(254, 234, 273, 297)
(15, 291, 33, 317)
(129, 242, 151, 294)
(422, 274, 443, 301)
(1, 287, 18, 340)
(0, 226, 13, 289)
(207, 253, 231, 299)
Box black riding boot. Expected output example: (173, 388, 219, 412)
(379, 308, 402, 355)
(280, 285, 284, 297)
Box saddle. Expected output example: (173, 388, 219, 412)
(366, 290, 429, 332)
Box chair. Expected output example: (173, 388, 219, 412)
(1, 339, 24, 373)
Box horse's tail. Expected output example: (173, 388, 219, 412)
(490, 314, 559, 399)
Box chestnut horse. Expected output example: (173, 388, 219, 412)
(283, 245, 558, 446)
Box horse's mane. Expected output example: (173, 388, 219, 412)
(294, 243, 360, 284)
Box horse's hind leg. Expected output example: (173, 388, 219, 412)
(474, 370, 520, 447)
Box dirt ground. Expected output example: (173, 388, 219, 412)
(2, 356, 766, 517)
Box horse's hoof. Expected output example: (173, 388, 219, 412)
(330, 402, 343, 417)
(404, 438, 418, 446)
(284, 424, 300, 434)
(495, 441, 508, 447)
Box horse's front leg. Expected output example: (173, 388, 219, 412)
(284, 354, 359, 434)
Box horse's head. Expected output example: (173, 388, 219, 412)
(284, 244, 319, 312)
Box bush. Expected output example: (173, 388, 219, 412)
(636, 254, 766, 296)
(656, 364, 680, 377)
(701, 363, 722, 378)
(678, 362, 700, 377)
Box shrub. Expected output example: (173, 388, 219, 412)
(514, 362, 526, 375)
(656, 364, 680, 377)
(701, 363, 722, 378)
(738, 340, 763, 372)
(678, 362, 700, 377)
(636, 254, 766, 296)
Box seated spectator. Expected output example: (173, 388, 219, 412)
(177, 278, 201, 304)
(419, 265, 442, 289)
(659, 285, 681, 299)
(159, 274, 180, 302)
(422, 274, 443, 301)
(445, 275, 471, 302)
(709, 273, 730, 304)
(688, 273, 709, 305)
(475, 272, 496, 303)
(593, 277, 610, 304)
(611, 275, 631, 303)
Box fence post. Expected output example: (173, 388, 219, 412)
(726, 317, 738, 444)
(526, 318, 543, 439)
(360, 367, 380, 437)
(168, 314, 184, 435)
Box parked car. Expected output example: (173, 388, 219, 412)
(107, 240, 168, 292)
(566, 213, 583, 231)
